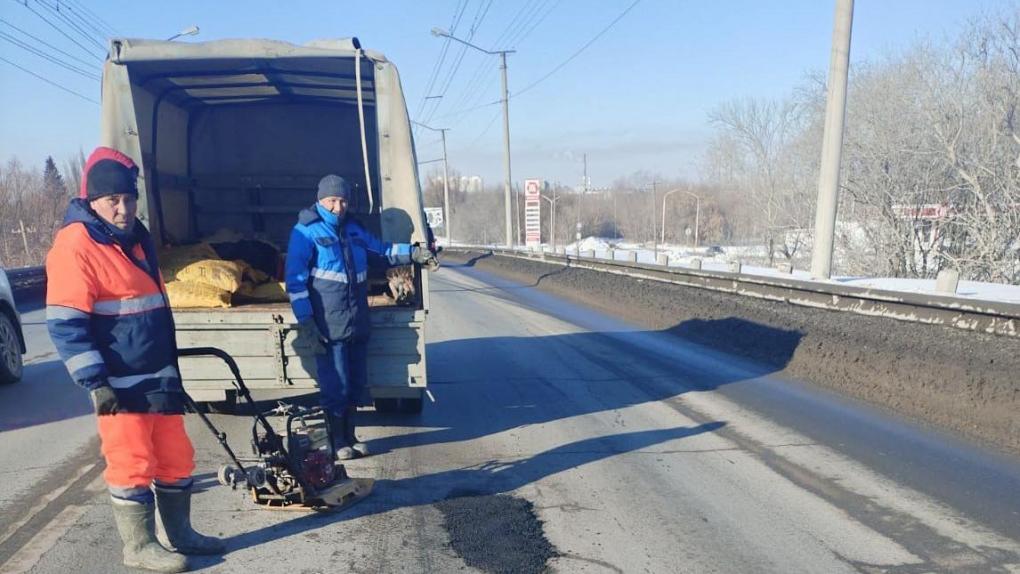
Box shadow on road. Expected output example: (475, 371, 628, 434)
(217, 421, 725, 555)
(0, 359, 92, 431)
(365, 318, 800, 454)
(206, 313, 800, 556)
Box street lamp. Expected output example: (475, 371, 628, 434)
(412, 121, 452, 244)
(167, 25, 199, 42)
(541, 187, 562, 251)
(661, 188, 701, 248)
(431, 27, 515, 248)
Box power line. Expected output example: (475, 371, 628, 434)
(0, 30, 100, 79)
(19, 1, 105, 60)
(35, 0, 107, 52)
(0, 56, 99, 104)
(421, 0, 495, 126)
(0, 17, 99, 68)
(467, 109, 502, 147)
(446, 0, 546, 119)
(432, 98, 500, 122)
(47, 0, 114, 42)
(514, 0, 641, 98)
(421, 0, 491, 125)
(503, 0, 560, 48)
(64, 0, 118, 37)
(415, 0, 470, 135)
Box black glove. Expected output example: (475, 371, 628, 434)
(294, 319, 326, 355)
(411, 245, 439, 269)
(90, 385, 120, 416)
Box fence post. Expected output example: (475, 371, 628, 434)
(935, 269, 960, 294)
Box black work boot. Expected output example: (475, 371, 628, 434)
(346, 406, 369, 458)
(330, 411, 356, 461)
(153, 484, 225, 555)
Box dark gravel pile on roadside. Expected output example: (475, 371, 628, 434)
(442, 250, 1020, 454)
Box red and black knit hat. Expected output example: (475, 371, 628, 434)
(80, 146, 139, 200)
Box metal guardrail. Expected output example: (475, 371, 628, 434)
(447, 247, 1020, 338)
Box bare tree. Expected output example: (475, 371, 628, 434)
(707, 97, 814, 264)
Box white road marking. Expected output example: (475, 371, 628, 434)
(0, 462, 97, 547)
(0, 504, 89, 574)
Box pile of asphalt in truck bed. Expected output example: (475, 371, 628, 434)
(441, 250, 1020, 455)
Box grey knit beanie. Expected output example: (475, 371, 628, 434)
(317, 174, 351, 201)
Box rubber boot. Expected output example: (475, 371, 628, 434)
(110, 497, 188, 573)
(346, 407, 369, 458)
(330, 412, 357, 461)
(154, 485, 225, 555)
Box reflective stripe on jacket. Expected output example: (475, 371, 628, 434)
(285, 204, 411, 342)
(45, 199, 184, 414)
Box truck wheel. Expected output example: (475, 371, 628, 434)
(374, 393, 423, 414)
(373, 398, 398, 413)
(0, 312, 23, 385)
(399, 396, 423, 414)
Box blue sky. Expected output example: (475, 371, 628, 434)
(0, 0, 1013, 187)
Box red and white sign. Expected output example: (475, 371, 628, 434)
(524, 179, 542, 247)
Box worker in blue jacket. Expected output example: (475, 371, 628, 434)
(286, 175, 436, 460)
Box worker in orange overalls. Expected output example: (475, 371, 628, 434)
(46, 147, 223, 573)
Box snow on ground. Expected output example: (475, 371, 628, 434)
(833, 277, 1020, 304)
(455, 238, 1020, 305)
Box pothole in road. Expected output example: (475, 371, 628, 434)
(436, 490, 556, 574)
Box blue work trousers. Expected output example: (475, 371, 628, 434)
(316, 340, 368, 415)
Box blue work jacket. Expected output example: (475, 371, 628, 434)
(285, 204, 411, 342)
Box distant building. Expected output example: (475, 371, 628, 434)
(428, 175, 484, 193)
(460, 175, 484, 193)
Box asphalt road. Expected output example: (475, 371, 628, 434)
(1, 264, 1019, 573)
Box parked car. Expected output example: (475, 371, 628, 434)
(705, 245, 725, 256)
(0, 268, 26, 384)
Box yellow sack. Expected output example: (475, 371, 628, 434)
(231, 260, 271, 285)
(177, 259, 245, 293)
(158, 243, 220, 281)
(165, 281, 231, 308)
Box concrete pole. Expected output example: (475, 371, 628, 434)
(500, 51, 513, 248)
(651, 180, 658, 258)
(810, 0, 855, 279)
(661, 194, 667, 245)
(694, 198, 700, 248)
(440, 129, 451, 243)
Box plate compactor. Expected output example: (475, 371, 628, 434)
(178, 347, 374, 510)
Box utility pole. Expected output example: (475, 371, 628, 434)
(810, 0, 854, 279)
(500, 51, 513, 248)
(411, 121, 452, 243)
(651, 179, 658, 257)
(577, 153, 587, 244)
(439, 128, 451, 243)
(431, 27, 515, 248)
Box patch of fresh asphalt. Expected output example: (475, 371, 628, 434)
(437, 491, 556, 574)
